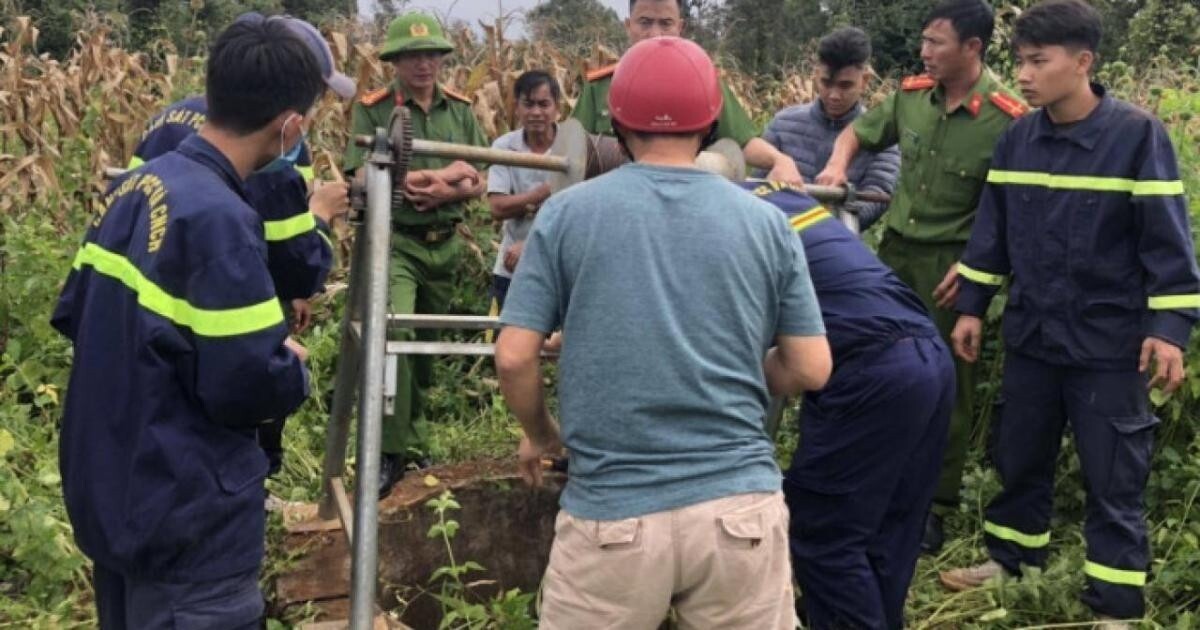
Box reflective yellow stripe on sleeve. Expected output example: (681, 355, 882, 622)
(1132, 180, 1186, 196)
(1148, 294, 1200, 310)
(295, 165, 315, 182)
(957, 262, 1007, 286)
(126, 155, 145, 169)
(263, 212, 318, 242)
(983, 521, 1050, 549)
(789, 206, 834, 233)
(1084, 561, 1146, 587)
(72, 242, 284, 337)
(987, 170, 1184, 196)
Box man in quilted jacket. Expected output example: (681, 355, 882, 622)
(762, 27, 900, 230)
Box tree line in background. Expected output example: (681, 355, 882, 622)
(531, 0, 1200, 76)
(4, 0, 1198, 77)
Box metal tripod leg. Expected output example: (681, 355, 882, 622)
(317, 211, 368, 521)
(346, 138, 397, 630)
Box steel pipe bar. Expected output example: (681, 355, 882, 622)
(387, 314, 502, 330)
(352, 135, 570, 173)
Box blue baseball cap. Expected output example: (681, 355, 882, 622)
(233, 12, 356, 99)
(280, 17, 356, 99)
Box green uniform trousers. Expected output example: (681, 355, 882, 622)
(877, 231, 978, 512)
(382, 233, 462, 456)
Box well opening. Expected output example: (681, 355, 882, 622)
(274, 460, 563, 627)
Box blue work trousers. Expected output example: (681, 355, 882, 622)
(92, 563, 263, 629)
(984, 352, 1154, 618)
(785, 336, 954, 629)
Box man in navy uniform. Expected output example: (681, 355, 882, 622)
(51, 14, 325, 627)
(742, 180, 954, 629)
(129, 16, 355, 475)
(940, 1, 1198, 624)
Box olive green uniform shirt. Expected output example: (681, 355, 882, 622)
(572, 72, 759, 147)
(854, 68, 1022, 243)
(343, 82, 488, 227)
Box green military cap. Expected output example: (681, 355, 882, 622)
(379, 12, 454, 60)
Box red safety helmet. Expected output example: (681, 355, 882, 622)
(608, 36, 722, 134)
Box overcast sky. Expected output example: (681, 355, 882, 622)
(359, 0, 631, 37)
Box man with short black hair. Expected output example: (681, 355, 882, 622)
(129, 16, 355, 477)
(497, 37, 830, 629)
(762, 26, 900, 231)
(817, 0, 1026, 552)
(940, 2, 1198, 624)
(486, 70, 561, 312)
(52, 14, 323, 628)
(572, 0, 804, 185)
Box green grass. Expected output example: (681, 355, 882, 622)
(2, 57, 1199, 630)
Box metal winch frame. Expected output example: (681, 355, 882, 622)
(318, 110, 589, 628)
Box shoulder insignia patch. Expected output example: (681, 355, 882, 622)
(989, 92, 1029, 118)
(360, 87, 390, 106)
(966, 93, 983, 117)
(442, 86, 472, 104)
(901, 74, 936, 91)
(585, 63, 617, 82)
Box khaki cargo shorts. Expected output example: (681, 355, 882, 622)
(538, 491, 794, 629)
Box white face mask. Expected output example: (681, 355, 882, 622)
(257, 113, 306, 174)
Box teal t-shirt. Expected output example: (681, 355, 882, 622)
(500, 163, 825, 520)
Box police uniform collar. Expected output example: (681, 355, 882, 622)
(1032, 82, 1110, 150)
(392, 81, 448, 108)
(176, 134, 248, 198)
(930, 66, 993, 117)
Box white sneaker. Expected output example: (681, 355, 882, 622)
(939, 559, 1009, 591)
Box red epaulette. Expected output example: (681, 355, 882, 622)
(901, 74, 936, 91)
(442, 86, 472, 104)
(989, 91, 1029, 118)
(585, 63, 617, 82)
(360, 87, 390, 106)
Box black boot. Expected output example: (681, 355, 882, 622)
(378, 453, 406, 499)
(921, 512, 945, 555)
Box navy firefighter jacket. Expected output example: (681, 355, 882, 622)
(131, 96, 333, 301)
(51, 135, 310, 580)
(739, 180, 938, 365)
(955, 84, 1199, 369)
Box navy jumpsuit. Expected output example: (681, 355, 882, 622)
(53, 135, 310, 627)
(132, 96, 332, 473)
(955, 84, 1199, 618)
(741, 181, 954, 629)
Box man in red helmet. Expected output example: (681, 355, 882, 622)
(495, 37, 831, 629)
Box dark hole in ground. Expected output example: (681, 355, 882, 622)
(274, 460, 564, 628)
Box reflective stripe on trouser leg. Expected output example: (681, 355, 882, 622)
(1084, 562, 1146, 587)
(983, 353, 1065, 572)
(1066, 367, 1155, 619)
